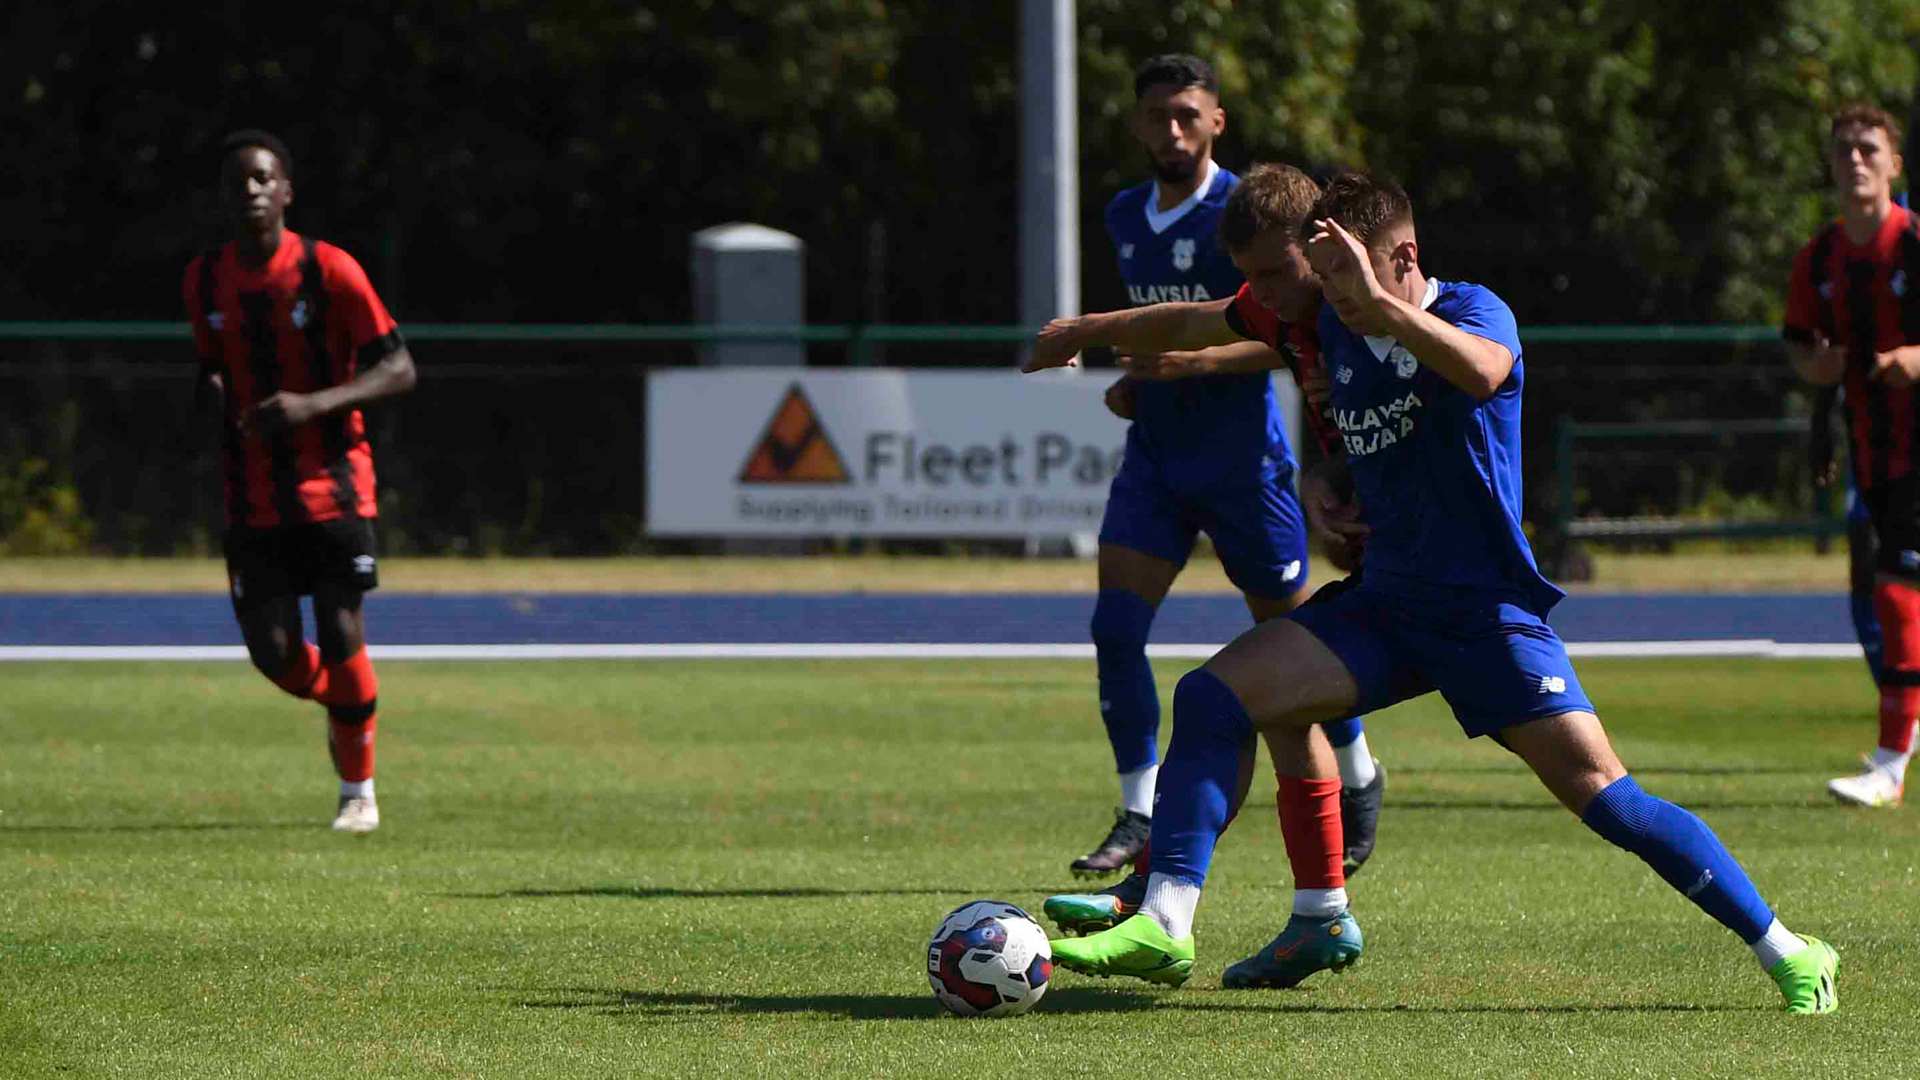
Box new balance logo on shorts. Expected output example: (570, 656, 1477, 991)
(1538, 676, 1566, 694)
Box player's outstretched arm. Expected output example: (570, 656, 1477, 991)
(1024, 298, 1241, 373)
(1119, 340, 1284, 380)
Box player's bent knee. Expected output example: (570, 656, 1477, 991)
(1090, 588, 1155, 653)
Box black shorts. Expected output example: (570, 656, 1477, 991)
(1860, 475, 1920, 579)
(225, 518, 380, 602)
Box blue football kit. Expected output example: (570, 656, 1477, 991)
(1141, 276, 1787, 982)
(1285, 280, 1595, 737)
(1099, 162, 1307, 601)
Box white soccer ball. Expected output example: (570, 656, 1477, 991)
(926, 900, 1053, 1018)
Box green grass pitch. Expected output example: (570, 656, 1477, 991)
(2, 657, 1915, 1078)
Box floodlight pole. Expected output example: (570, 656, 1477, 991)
(1018, 0, 1079, 359)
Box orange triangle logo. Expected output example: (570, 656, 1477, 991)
(738, 384, 852, 483)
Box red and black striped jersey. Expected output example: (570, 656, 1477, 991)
(1784, 206, 1920, 490)
(1222, 283, 1342, 458)
(183, 233, 403, 527)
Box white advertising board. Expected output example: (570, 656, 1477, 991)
(645, 368, 1301, 537)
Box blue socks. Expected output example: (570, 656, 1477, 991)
(1091, 589, 1160, 774)
(1321, 717, 1363, 747)
(1149, 668, 1255, 887)
(1580, 775, 1773, 943)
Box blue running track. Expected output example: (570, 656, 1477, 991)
(0, 592, 1856, 647)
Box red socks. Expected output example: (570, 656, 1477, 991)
(271, 641, 328, 699)
(1276, 775, 1346, 890)
(1873, 580, 1920, 754)
(316, 648, 380, 783)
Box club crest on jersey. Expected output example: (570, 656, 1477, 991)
(1894, 269, 1909, 298)
(1120, 243, 1135, 260)
(291, 300, 309, 329)
(208, 311, 226, 331)
(1818, 282, 1835, 300)
(1171, 238, 1195, 271)
(1388, 345, 1418, 379)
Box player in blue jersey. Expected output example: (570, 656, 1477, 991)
(1052, 56, 1384, 924)
(1039, 171, 1839, 1014)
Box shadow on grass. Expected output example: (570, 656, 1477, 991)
(1386, 799, 1835, 812)
(438, 886, 1019, 901)
(0, 821, 315, 834)
(1182, 993, 1762, 1014)
(505, 985, 1756, 1019)
(507, 985, 1156, 1020)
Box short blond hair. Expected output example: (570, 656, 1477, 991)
(1218, 163, 1321, 252)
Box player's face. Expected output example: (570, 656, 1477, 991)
(1132, 83, 1223, 184)
(221, 147, 292, 234)
(1829, 123, 1902, 202)
(1229, 229, 1321, 323)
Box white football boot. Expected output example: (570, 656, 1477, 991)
(332, 795, 381, 833)
(1826, 759, 1904, 808)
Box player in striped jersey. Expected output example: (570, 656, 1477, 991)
(1786, 104, 1920, 808)
(184, 130, 417, 833)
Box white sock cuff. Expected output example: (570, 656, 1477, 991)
(1334, 736, 1377, 790)
(1292, 887, 1348, 919)
(1119, 764, 1159, 818)
(340, 778, 374, 799)
(1141, 872, 1202, 941)
(1750, 919, 1805, 972)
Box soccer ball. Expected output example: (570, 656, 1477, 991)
(926, 900, 1053, 1018)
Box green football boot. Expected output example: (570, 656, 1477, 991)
(1220, 910, 1363, 989)
(1048, 913, 1195, 988)
(1769, 936, 1838, 1015)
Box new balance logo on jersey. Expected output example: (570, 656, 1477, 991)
(1334, 365, 1352, 384)
(1818, 282, 1835, 300)
(1120, 243, 1135, 260)
(1538, 676, 1567, 694)
(1388, 345, 1418, 379)
(208, 312, 226, 331)
(1126, 284, 1213, 304)
(291, 300, 310, 329)
(1171, 238, 1195, 271)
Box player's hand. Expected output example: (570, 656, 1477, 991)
(1305, 217, 1387, 315)
(243, 391, 322, 433)
(1301, 459, 1368, 553)
(1103, 375, 1137, 420)
(1116, 350, 1206, 380)
(1870, 345, 1920, 388)
(1025, 318, 1083, 373)
(1302, 366, 1332, 407)
(1800, 335, 1849, 385)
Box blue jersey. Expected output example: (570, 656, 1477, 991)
(1318, 280, 1563, 615)
(1104, 165, 1290, 479)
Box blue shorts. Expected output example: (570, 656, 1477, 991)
(1287, 582, 1594, 739)
(1099, 436, 1308, 602)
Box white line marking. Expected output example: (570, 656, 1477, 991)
(0, 640, 1868, 662)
